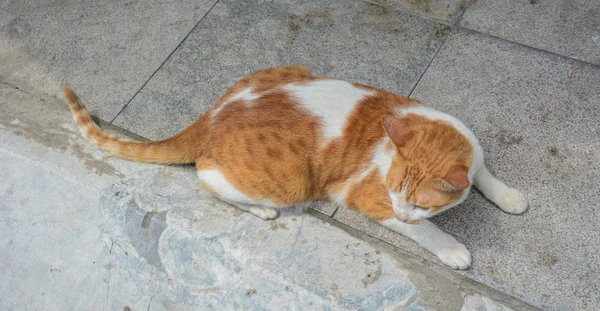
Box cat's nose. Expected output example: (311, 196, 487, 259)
(395, 214, 408, 222)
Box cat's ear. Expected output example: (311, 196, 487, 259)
(440, 164, 470, 191)
(382, 116, 413, 147)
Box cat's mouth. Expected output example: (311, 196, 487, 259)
(396, 215, 423, 224)
(395, 214, 408, 222)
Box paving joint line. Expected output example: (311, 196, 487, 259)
(109, 0, 221, 124)
(407, 0, 474, 98)
(0, 81, 48, 101)
(408, 35, 448, 98)
(455, 2, 599, 68)
(454, 0, 475, 26)
(458, 26, 600, 69)
(329, 205, 340, 218)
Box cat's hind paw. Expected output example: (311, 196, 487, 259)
(495, 188, 528, 214)
(437, 243, 471, 270)
(249, 207, 278, 220)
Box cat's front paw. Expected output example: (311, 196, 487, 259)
(436, 243, 471, 270)
(495, 188, 528, 214)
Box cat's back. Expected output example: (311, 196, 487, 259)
(206, 66, 419, 150)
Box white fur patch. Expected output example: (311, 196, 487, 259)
(211, 88, 258, 118)
(284, 80, 373, 142)
(389, 188, 409, 220)
(197, 169, 277, 207)
(372, 138, 393, 178)
(328, 186, 350, 207)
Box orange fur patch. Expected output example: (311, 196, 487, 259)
(346, 170, 395, 221)
(201, 89, 322, 206)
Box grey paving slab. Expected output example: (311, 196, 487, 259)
(113, 0, 450, 140)
(367, 0, 471, 24)
(310, 200, 339, 217)
(0, 84, 535, 311)
(408, 30, 599, 311)
(461, 0, 600, 66)
(0, 0, 217, 121)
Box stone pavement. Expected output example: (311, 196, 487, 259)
(1, 0, 599, 310)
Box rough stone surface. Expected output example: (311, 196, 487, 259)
(461, 294, 515, 311)
(0, 0, 217, 121)
(461, 0, 600, 66)
(334, 206, 439, 263)
(311, 200, 339, 217)
(410, 30, 600, 311)
(0, 85, 533, 311)
(113, 0, 449, 140)
(367, 0, 471, 24)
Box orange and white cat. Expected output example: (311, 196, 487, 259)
(63, 65, 527, 269)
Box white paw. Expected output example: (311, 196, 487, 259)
(250, 207, 278, 220)
(495, 188, 528, 214)
(436, 243, 472, 270)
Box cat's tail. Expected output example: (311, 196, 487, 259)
(62, 86, 202, 164)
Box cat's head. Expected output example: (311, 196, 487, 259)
(381, 108, 482, 223)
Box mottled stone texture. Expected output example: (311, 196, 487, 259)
(113, 0, 449, 140)
(0, 0, 217, 120)
(368, 0, 472, 24)
(461, 0, 600, 66)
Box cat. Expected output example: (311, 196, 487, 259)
(62, 65, 528, 270)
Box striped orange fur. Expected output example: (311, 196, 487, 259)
(63, 87, 207, 164)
